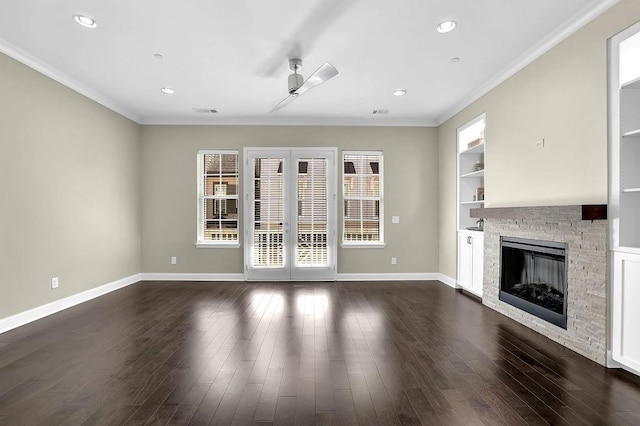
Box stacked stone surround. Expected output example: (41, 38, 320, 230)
(477, 206, 608, 365)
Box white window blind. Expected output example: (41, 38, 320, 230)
(296, 158, 328, 266)
(197, 150, 239, 244)
(342, 151, 383, 244)
(252, 157, 285, 267)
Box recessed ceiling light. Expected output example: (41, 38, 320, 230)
(393, 90, 407, 97)
(154, 53, 164, 59)
(436, 20, 456, 33)
(73, 14, 97, 28)
(450, 57, 460, 63)
(161, 87, 174, 95)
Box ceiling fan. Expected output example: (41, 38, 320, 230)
(270, 58, 338, 113)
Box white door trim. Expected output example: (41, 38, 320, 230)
(243, 147, 337, 281)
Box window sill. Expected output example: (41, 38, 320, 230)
(341, 243, 386, 249)
(195, 242, 241, 249)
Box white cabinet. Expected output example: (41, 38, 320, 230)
(609, 23, 640, 375)
(457, 114, 485, 299)
(457, 231, 483, 297)
(612, 252, 640, 373)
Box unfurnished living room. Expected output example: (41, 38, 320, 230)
(2, 0, 640, 425)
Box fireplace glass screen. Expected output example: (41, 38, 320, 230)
(500, 237, 568, 329)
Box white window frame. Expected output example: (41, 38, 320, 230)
(341, 150, 385, 248)
(196, 150, 240, 248)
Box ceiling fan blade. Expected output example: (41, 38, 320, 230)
(296, 63, 339, 96)
(270, 93, 299, 113)
(270, 63, 338, 113)
(257, 0, 358, 77)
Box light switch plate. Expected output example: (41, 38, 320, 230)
(392, 216, 400, 224)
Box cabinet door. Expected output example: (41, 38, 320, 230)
(457, 232, 473, 289)
(612, 251, 640, 372)
(472, 234, 484, 296)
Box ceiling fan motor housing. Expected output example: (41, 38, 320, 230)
(288, 73, 303, 94)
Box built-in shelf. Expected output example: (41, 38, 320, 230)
(622, 75, 640, 90)
(623, 128, 640, 138)
(460, 169, 484, 178)
(612, 27, 640, 376)
(460, 143, 484, 155)
(457, 114, 486, 298)
(622, 187, 640, 193)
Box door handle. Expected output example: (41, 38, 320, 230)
(467, 236, 472, 244)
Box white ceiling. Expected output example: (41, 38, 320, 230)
(0, 0, 617, 126)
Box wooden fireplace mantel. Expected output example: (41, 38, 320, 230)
(469, 204, 607, 221)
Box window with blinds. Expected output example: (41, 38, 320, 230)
(342, 151, 383, 244)
(197, 150, 239, 245)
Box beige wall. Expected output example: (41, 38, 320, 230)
(5, 0, 637, 319)
(0, 53, 141, 319)
(140, 126, 439, 274)
(438, 0, 640, 279)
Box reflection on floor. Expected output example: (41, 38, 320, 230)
(0, 280, 639, 424)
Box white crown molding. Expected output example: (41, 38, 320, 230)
(435, 0, 620, 126)
(0, 36, 141, 123)
(141, 273, 245, 281)
(0, 273, 141, 335)
(139, 116, 438, 127)
(0, 0, 617, 130)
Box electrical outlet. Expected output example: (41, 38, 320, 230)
(391, 257, 397, 265)
(171, 256, 177, 265)
(392, 216, 400, 224)
(534, 139, 545, 149)
(51, 277, 59, 289)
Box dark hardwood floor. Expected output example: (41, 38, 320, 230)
(1, 280, 640, 425)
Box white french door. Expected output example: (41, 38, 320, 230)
(244, 148, 337, 281)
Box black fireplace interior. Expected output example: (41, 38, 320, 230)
(499, 237, 568, 329)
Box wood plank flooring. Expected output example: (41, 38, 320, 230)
(1, 280, 640, 425)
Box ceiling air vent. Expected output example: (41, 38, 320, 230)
(194, 108, 218, 114)
(372, 109, 389, 115)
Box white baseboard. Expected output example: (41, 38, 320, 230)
(141, 273, 245, 281)
(336, 273, 443, 281)
(0, 271, 460, 335)
(607, 351, 640, 376)
(436, 273, 458, 288)
(141, 272, 456, 285)
(0, 273, 141, 335)
(606, 350, 622, 368)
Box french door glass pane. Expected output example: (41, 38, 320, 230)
(296, 158, 328, 267)
(252, 158, 284, 267)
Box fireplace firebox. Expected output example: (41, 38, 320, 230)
(499, 237, 568, 329)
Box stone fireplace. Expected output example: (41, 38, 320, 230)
(500, 236, 568, 329)
(471, 205, 608, 365)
